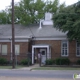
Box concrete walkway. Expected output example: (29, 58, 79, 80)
(18, 64, 40, 70)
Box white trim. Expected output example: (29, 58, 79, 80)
(47, 46, 50, 59)
(61, 40, 69, 57)
(33, 45, 49, 48)
(15, 40, 29, 42)
(32, 47, 34, 64)
(35, 37, 68, 40)
(0, 40, 29, 42)
(0, 45, 1, 53)
(32, 45, 50, 64)
(0, 36, 30, 39)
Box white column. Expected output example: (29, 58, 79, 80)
(32, 46, 34, 64)
(47, 46, 50, 59)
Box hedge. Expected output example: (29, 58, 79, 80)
(20, 58, 31, 65)
(45, 59, 55, 65)
(0, 58, 8, 65)
(55, 58, 70, 65)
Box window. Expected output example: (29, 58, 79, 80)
(2, 45, 7, 55)
(61, 41, 68, 56)
(15, 45, 20, 55)
(76, 42, 80, 56)
(42, 51, 45, 55)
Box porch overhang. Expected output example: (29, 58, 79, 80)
(32, 44, 50, 48)
(32, 44, 51, 64)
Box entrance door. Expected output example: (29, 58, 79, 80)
(40, 49, 46, 64)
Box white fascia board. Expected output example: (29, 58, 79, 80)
(35, 37, 68, 40)
(0, 36, 30, 42)
(32, 45, 49, 48)
(0, 39, 29, 42)
(0, 36, 30, 39)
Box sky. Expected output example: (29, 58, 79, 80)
(0, 0, 78, 10)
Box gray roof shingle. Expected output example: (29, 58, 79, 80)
(0, 24, 67, 38)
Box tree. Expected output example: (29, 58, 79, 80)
(52, 1, 80, 42)
(7, 0, 46, 25)
(6, 0, 64, 25)
(0, 0, 65, 25)
(0, 11, 7, 24)
(44, 0, 59, 13)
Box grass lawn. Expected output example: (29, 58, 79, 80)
(0, 65, 27, 69)
(33, 67, 80, 70)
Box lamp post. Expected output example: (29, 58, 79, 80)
(12, 0, 15, 69)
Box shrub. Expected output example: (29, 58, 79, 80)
(45, 59, 55, 65)
(77, 60, 80, 65)
(20, 58, 31, 65)
(0, 58, 8, 65)
(55, 58, 70, 65)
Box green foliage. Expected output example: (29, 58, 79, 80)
(20, 58, 31, 65)
(52, 1, 80, 42)
(45, 59, 55, 65)
(0, 58, 8, 65)
(55, 58, 70, 65)
(77, 60, 80, 65)
(45, 58, 70, 65)
(0, 11, 8, 24)
(0, 0, 65, 25)
(44, 0, 59, 13)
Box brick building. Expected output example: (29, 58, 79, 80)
(0, 13, 80, 64)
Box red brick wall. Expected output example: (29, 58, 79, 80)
(0, 40, 80, 63)
(0, 42, 29, 62)
(69, 41, 80, 63)
(35, 40, 61, 59)
(35, 40, 80, 63)
(14, 42, 29, 61)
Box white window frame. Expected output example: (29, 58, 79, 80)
(0, 45, 1, 53)
(2, 45, 7, 55)
(15, 45, 20, 55)
(76, 41, 80, 57)
(61, 40, 69, 56)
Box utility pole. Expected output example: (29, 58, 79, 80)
(12, 0, 15, 69)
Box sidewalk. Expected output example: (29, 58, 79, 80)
(0, 77, 72, 80)
(17, 64, 40, 70)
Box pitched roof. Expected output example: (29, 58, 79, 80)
(0, 24, 67, 38)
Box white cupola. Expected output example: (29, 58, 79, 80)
(43, 12, 53, 25)
(39, 12, 53, 29)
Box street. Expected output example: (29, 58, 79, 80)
(0, 69, 80, 80)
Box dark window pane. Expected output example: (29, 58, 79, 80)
(77, 50, 79, 55)
(63, 43, 67, 47)
(77, 43, 80, 47)
(65, 50, 67, 55)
